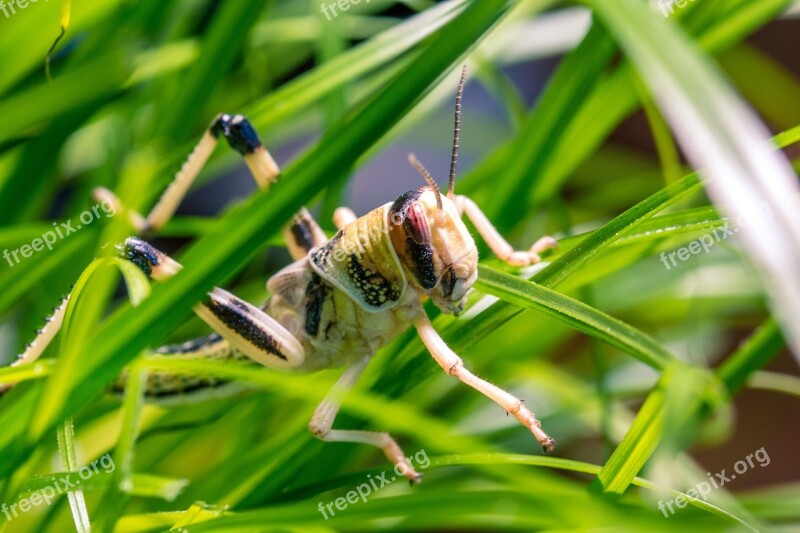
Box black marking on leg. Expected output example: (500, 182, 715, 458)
(120, 237, 160, 278)
(304, 273, 331, 337)
(110, 333, 242, 398)
(207, 298, 287, 360)
(210, 114, 262, 155)
(291, 222, 313, 251)
(290, 212, 323, 254)
(146, 379, 224, 398)
(112, 372, 229, 398)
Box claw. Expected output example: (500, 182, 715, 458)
(541, 437, 557, 454)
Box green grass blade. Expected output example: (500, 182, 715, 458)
(476, 265, 673, 369)
(56, 419, 92, 533)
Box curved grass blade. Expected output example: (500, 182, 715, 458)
(0, 359, 56, 387)
(435, 453, 758, 531)
(245, 0, 469, 129)
(748, 371, 800, 398)
(483, 20, 618, 229)
(594, 318, 785, 500)
(476, 264, 674, 370)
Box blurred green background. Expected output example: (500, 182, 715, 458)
(0, 0, 799, 531)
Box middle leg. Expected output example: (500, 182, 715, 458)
(308, 357, 422, 483)
(333, 207, 357, 230)
(283, 208, 327, 260)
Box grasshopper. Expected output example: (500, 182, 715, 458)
(1, 67, 557, 482)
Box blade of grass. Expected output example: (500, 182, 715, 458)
(484, 20, 618, 229)
(158, 0, 267, 140)
(56, 419, 92, 533)
(0, 51, 130, 146)
(476, 265, 673, 369)
(435, 453, 758, 530)
(593, 318, 784, 498)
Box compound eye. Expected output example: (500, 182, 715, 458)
(403, 204, 431, 244)
(440, 266, 456, 298)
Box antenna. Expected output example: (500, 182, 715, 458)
(448, 65, 468, 199)
(408, 153, 442, 209)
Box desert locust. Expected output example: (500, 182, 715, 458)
(1, 67, 557, 482)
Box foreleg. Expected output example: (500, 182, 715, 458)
(453, 195, 557, 267)
(411, 311, 555, 452)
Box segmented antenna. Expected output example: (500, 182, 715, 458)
(408, 153, 443, 209)
(448, 65, 468, 199)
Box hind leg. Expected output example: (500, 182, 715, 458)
(2, 115, 289, 393)
(95, 113, 280, 236)
(0, 293, 70, 394)
(119, 238, 305, 370)
(98, 113, 280, 235)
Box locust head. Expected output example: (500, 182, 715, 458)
(388, 66, 477, 314)
(388, 170, 477, 315)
